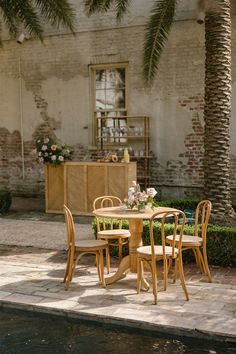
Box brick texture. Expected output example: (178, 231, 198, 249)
(0, 5, 235, 200)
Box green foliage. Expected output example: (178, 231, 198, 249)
(143, 0, 176, 85)
(158, 198, 236, 212)
(92, 216, 236, 267)
(85, 0, 131, 21)
(142, 221, 236, 267)
(158, 198, 200, 210)
(0, 190, 12, 214)
(0, 0, 76, 42)
(85, 0, 178, 84)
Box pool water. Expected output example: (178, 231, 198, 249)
(0, 310, 235, 354)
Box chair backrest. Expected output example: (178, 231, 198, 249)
(64, 205, 75, 249)
(93, 196, 123, 231)
(194, 200, 212, 242)
(149, 210, 186, 259)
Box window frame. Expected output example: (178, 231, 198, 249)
(90, 63, 129, 144)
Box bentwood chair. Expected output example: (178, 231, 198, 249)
(137, 210, 189, 305)
(166, 200, 212, 282)
(63, 205, 108, 290)
(93, 196, 131, 273)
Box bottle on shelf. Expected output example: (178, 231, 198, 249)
(123, 148, 130, 163)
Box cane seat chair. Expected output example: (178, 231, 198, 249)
(137, 210, 189, 305)
(166, 200, 212, 282)
(63, 205, 108, 290)
(93, 196, 131, 273)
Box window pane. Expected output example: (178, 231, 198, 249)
(95, 89, 107, 109)
(95, 67, 126, 110)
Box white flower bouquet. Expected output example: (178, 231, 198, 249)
(124, 181, 158, 210)
(35, 137, 72, 166)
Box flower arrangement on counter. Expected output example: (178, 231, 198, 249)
(124, 181, 158, 211)
(35, 137, 73, 166)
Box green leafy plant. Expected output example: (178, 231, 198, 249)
(92, 215, 236, 267)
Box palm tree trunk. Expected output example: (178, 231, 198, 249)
(204, 0, 235, 223)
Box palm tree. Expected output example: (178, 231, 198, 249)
(0, 0, 76, 42)
(85, 0, 235, 223)
(203, 0, 235, 223)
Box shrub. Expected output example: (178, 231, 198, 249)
(0, 190, 12, 213)
(142, 221, 236, 267)
(158, 197, 236, 212)
(92, 217, 236, 267)
(158, 198, 199, 210)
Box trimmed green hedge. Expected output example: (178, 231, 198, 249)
(157, 198, 200, 210)
(92, 218, 236, 267)
(142, 221, 236, 267)
(158, 198, 236, 212)
(0, 190, 12, 214)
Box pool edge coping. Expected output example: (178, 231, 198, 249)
(0, 299, 235, 345)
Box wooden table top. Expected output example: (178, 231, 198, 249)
(93, 206, 181, 220)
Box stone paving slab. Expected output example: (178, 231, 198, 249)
(0, 245, 235, 344)
(0, 218, 94, 250)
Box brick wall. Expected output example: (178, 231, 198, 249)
(0, 4, 235, 200)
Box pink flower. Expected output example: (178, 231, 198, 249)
(146, 188, 157, 198)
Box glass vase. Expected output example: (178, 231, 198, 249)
(138, 202, 146, 213)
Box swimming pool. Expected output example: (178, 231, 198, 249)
(0, 309, 235, 353)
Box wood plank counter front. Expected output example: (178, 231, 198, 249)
(45, 162, 137, 215)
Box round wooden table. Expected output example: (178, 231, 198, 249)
(93, 206, 181, 285)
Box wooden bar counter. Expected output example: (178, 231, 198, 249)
(45, 161, 137, 215)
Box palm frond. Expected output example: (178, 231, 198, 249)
(143, 0, 177, 86)
(0, 0, 76, 40)
(8, 0, 44, 39)
(0, 1, 18, 36)
(85, 0, 131, 20)
(115, 0, 131, 21)
(32, 0, 76, 34)
(85, 0, 113, 16)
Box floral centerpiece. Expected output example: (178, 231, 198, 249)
(124, 181, 158, 212)
(35, 137, 72, 166)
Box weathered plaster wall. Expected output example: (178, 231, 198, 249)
(0, 0, 235, 199)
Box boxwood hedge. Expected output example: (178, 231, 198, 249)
(92, 198, 236, 267)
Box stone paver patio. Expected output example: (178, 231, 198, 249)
(0, 201, 235, 345)
(0, 242, 235, 343)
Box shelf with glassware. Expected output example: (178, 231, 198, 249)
(96, 115, 150, 188)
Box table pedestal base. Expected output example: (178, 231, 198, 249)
(105, 218, 149, 290)
(105, 256, 130, 285)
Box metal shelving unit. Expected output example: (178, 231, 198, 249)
(96, 115, 150, 188)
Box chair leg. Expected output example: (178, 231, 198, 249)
(64, 247, 76, 290)
(137, 257, 142, 293)
(173, 258, 178, 283)
(202, 247, 212, 283)
(118, 238, 123, 263)
(163, 258, 168, 291)
(96, 253, 101, 281)
(99, 250, 106, 288)
(106, 245, 110, 274)
(177, 256, 189, 301)
(193, 248, 204, 273)
(63, 250, 71, 283)
(151, 259, 158, 305)
(65, 256, 74, 290)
